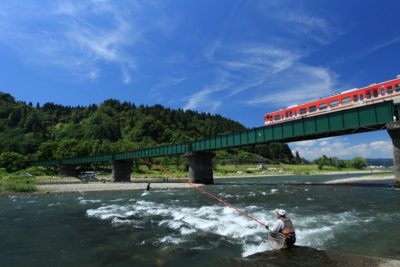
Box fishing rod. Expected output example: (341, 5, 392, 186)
(138, 158, 269, 229)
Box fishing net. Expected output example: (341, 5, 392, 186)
(267, 232, 286, 250)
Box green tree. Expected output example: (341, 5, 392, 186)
(295, 151, 301, 164)
(37, 141, 58, 160)
(350, 156, 367, 169)
(0, 152, 28, 172)
(314, 155, 329, 170)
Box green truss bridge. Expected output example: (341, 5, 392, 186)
(32, 100, 400, 186)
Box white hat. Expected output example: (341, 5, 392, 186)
(276, 209, 286, 216)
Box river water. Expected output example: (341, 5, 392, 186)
(0, 174, 399, 267)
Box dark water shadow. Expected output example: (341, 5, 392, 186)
(219, 246, 400, 267)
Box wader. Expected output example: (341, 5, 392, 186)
(280, 218, 296, 248)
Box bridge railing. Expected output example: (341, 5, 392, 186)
(192, 100, 394, 151)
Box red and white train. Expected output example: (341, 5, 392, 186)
(264, 76, 400, 125)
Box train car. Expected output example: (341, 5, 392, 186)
(264, 76, 400, 125)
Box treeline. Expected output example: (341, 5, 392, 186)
(314, 155, 368, 170)
(0, 92, 294, 172)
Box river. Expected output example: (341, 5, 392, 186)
(0, 174, 399, 267)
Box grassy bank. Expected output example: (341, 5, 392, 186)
(104, 164, 387, 178)
(0, 168, 38, 193)
(213, 164, 385, 176)
(0, 182, 37, 193)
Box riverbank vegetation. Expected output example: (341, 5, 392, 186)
(0, 182, 37, 193)
(314, 155, 368, 170)
(131, 163, 384, 178)
(0, 168, 37, 193)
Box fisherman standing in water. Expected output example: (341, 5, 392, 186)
(268, 209, 296, 248)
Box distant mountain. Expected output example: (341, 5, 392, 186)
(366, 158, 393, 167)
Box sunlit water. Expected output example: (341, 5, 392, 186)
(0, 174, 399, 267)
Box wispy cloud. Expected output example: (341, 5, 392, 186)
(361, 36, 400, 57)
(150, 76, 187, 93)
(183, 77, 231, 112)
(0, 1, 166, 84)
(185, 41, 337, 111)
(183, 4, 340, 112)
(184, 42, 304, 111)
(284, 14, 339, 45)
(244, 64, 336, 107)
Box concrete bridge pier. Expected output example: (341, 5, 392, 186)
(386, 121, 400, 188)
(59, 165, 76, 177)
(112, 160, 132, 182)
(187, 152, 215, 184)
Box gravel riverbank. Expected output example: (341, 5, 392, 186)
(37, 182, 198, 193)
(324, 175, 394, 184)
(34, 172, 395, 193)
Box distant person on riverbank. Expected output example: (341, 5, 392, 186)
(269, 209, 296, 248)
(146, 183, 151, 191)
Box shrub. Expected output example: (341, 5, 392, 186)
(20, 166, 47, 176)
(350, 156, 367, 169)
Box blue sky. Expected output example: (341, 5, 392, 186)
(0, 0, 399, 160)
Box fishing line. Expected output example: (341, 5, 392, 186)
(138, 158, 268, 228)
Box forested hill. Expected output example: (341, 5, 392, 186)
(0, 91, 293, 163)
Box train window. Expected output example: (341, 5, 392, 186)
(289, 111, 293, 117)
(360, 94, 364, 101)
(309, 105, 317, 112)
(373, 89, 378, 97)
(396, 84, 400, 92)
(366, 91, 371, 99)
(342, 97, 351, 105)
(381, 86, 385, 96)
(319, 103, 327, 110)
(330, 100, 339, 107)
(300, 108, 307, 115)
(388, 86, 393, 94)
(353, 95, 358, 102)
(275, 114, 281, 120)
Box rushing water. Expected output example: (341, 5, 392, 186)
(0, 174, 399, 267)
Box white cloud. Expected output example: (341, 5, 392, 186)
(183, 78, 231, 112)
(291, 140, 318, 147)
(0, 1, 165, 84)
(184, 42, 305, 111)
(183, 3, 340, 112)
(285, 14, 339, 45)
(290, 138, 393, 160)
(244, 64, 336, 107)
(256, 1, 341, 45)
